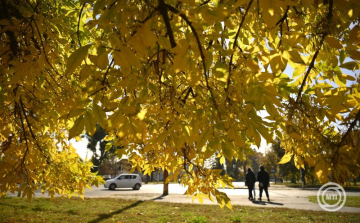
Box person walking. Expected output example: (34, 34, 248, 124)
(245, 168, 256, 200)
(257, 165, 270, 202)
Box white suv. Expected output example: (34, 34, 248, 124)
(104, 174, 142, 190)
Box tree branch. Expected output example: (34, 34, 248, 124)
(294, 37, 324, 105)
(77, 3, 86, 47)
(339, 110, 360, 146)
(158, 0, 177, 48)
(33, 20, 61, 76)
(101, 58, 114, 86)
(166, 4, 221, 118)
(226, 0, 253, 95)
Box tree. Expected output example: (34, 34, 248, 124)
(1, 0, 360, 208)
(271, 138, 299, 183)
(86, 125, 121, 174)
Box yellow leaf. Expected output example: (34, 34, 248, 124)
(304, 156, 318, 167)
(315, 159, 329, 183)
(97, 51, 109, 70)
(137, 108, 147, 120)
(270, 55, 287, 74)
(325, 36, 343, 49)
(234, 0, 249, 8)
(69, 116, 85, 139)
(285, 51, 304, 64)
(246, 59, 260, 73)
(105, 143, 112, 151)
(93, 104, 107, 128)
(124, 106, 139, 116)
(84, 111, 96, 136)
(66, 44, 92, 74)
(278, 153, 292, 164)
(348, 50, 360, 61)
(349, 26, 360, 43)
(289, 132, 302, 140)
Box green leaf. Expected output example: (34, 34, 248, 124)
(66, 44, 92, 74)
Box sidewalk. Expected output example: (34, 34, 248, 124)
(149, 193, 360, 213)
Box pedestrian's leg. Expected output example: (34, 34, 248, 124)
(248, 187, 253, 199)
(259, 186, 263, 201)
(264, 186, 270, 202)
(253, 185, 256, 199)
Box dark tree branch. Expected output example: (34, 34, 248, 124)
(158, 0, 177, 48)
(101, 58, 114, 86)
(200, 0, 211, 6)
(339, 110, 360, 146)
(33, 20, 61, 76)
(135, 10, 157, 24)
(327, 0, 333, 20)
(16, 103, 30, 172)
(295, 38, 324, 105)
(166, 4, 221, 118)
(276, 6, 289, 26)
(77, 3, 86, 47)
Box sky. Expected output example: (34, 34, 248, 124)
(72, 134, 268, 161)
(72, 138, 93, 161)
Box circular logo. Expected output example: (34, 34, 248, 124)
(317, 182, 346, 212)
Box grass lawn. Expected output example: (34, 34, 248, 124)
(308, 196, 360, 208)
(1, 197, 360, 223)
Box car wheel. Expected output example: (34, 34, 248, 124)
(109, 183, 116, 190)
(133, 183, 141, 190)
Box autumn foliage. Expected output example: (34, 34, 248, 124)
(0, 0, 359, 207)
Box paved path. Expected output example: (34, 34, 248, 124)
(7, 182, 360, 213)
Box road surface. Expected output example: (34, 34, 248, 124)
(7, 182, 360, 213)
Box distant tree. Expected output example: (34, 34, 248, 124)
(86, 125, 121, 174)
(247, 150, 263, 174)
(271, 138, 299, 183)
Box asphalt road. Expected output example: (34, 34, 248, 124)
(7, 182, 360, 213)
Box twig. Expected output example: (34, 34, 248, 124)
(77, 3, 86, 47)
(226, 0, 253, 95)
(135, 10, 157, 24)
(159, 0, 177, 48)
(33, 20, 61, 76)
(101, 59, 114, 85)
(166, 4, 220, 117)
(339, 110, 360, 146)
(294, 38, 324, 105)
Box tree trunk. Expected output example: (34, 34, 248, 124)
(300, 167, 306, 189)
(163, 169, 169, 196)
(145, 174, 150, 184)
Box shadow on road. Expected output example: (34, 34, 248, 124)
(152, 195, 168, 200)
(100, 189, 134, 191)
(251, 200, 284, 206)
(88, 200, 143, 223)
(268, 201, 284, 206)
(251, 200, 266, 205)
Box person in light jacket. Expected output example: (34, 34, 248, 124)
(245, 168, 256, 200)
(257, 165, 270, 202)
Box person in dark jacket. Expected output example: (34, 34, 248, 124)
(245, 168, 256, 200)
(257, 165, 270, 202)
